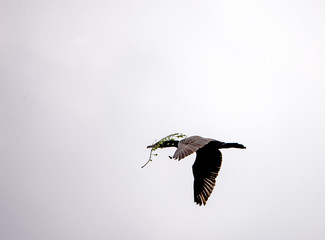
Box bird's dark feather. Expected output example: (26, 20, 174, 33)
(192, 141, 222, 206)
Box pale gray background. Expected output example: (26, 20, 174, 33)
(1, 0, 325, 239)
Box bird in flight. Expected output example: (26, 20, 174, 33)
(147, 135, 246, 206)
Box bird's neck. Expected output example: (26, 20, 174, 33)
(160, 140, 179, 148)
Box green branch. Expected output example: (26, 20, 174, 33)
(142, 133, 187, 168)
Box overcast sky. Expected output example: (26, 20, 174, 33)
(1, 0, 325, 239)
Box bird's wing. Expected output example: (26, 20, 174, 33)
(173, 136, 215, 160)
(192, 142, 222, 206)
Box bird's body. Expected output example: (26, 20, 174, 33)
(147, 135, 246, 206)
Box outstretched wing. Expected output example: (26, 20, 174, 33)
(173, 136, 215, 160)
(192, 141, 222, 206)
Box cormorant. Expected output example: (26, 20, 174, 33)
(147, 135, 246, 206)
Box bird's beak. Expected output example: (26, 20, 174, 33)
(147, 145, 154, 149)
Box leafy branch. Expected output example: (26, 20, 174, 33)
(141, 133, 187, 168)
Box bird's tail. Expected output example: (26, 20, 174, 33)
(221, 143, 246, 149)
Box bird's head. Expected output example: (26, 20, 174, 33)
(147, 140, 179, 149)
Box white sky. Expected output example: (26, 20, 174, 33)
(1, 0, 325, 239)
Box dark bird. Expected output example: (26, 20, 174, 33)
(147, 136, 246, 206)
